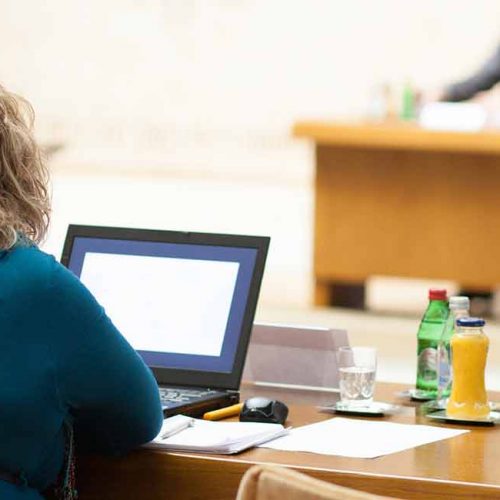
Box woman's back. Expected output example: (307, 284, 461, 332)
(0, 244, 163, 498)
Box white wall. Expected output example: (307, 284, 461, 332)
(46, 173, 314, 307)
(1, 1, 499, 306)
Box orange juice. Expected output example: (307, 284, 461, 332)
(447, 318, 489, 419)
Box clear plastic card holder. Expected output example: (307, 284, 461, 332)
(242, 323, 349, 391)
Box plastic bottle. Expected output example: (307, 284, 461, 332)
(416, 289, 449, 395)
(447, 317, 490, 419)
(437, 296, 470, 400)
(400, 80, 416, 121)
(367, 84, 387, 121)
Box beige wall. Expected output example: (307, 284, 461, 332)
(1, 1, 499, 306)
(2, 1, 499, 180)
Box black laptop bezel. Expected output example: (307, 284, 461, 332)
(61, 224, 269, 391)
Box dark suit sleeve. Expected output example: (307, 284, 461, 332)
(443, 43, 500, 102)
(47, 259, 163, 454)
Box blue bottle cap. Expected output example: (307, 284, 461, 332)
(456, 317, 485, 328)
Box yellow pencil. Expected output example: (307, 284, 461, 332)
(203, 403, 244, 421)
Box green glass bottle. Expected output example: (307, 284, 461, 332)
(416, 289, 449, 395)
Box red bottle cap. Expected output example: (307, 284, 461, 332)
(429, 288, 447, 300)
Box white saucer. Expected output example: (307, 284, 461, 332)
(318, 401, 401, 417)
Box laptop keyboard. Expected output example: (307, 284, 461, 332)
(159, 386, 221, 408)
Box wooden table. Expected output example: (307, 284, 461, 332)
(77, 383, 500, 499)
(293, 121, 500, 305)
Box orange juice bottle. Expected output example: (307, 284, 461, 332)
(447, 317, 490, 419)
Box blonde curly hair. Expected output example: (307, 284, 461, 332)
(0, 84, 50, 249)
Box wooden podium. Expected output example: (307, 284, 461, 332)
(293, 121, 500, 305)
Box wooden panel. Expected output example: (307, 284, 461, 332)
(314, 145, 500, 288)
(294, 121, 500, 155)
(77, 450, 499, 500)
(77, 384, 500, 500)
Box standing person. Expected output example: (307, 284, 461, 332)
(0, 83, 163, 499)
(440, 42, 500, 102)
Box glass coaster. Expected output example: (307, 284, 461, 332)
(318, 401, 401, 417)
(397, 388, 436, 401)
(423, 399, 447, 411)
(426, 410, 500, 426)
(425, 400, 499, 412)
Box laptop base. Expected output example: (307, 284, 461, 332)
(159, 386, 239, 418)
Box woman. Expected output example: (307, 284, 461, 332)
(0, 84, 163, 499)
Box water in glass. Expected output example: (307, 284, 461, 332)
(337, 346, 377, 407)
(339, 366, 376, 405)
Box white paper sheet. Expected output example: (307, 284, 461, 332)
(260, 417, 468, 458)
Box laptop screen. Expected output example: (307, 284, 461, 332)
(61, 225, 269, 389)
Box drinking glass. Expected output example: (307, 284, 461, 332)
(337, 346, 377, 407)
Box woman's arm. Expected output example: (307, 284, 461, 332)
(47, 258, 163, 454)
(443, 43, 500, 102)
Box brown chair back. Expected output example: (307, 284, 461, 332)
(236, 464, 396, 500)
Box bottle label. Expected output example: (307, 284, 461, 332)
(418, 347, 437, 381)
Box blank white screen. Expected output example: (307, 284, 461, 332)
(80, 252, 239, 356)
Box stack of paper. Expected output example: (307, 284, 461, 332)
(146, 415, 287, 454)
(419, 102, 486, 131)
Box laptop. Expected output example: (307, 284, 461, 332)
(61, 224, 270, 417)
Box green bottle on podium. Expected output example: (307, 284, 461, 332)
(400, 80, 419, 121)
(416, 289, 449, 396)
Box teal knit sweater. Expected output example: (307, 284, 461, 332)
(0, 242, 163, 498)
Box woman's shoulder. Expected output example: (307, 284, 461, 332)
(3, 242, 56, 272)
(1, 242, 77, 294)
(1, 242, 101, 326)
